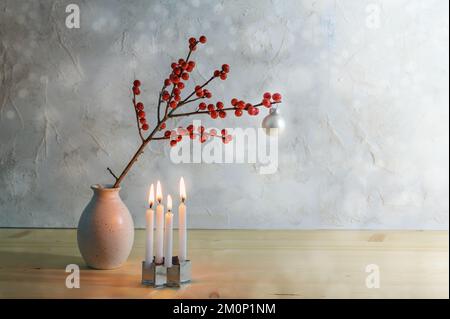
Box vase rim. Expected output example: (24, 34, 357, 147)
(91, 184, 121, 192)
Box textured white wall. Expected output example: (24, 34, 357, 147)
(0, 0, 448, 229)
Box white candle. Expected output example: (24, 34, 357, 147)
(178, 177, 187, 262)
(145, 184, 154, 265)
(164, 194, 173, 268)
(155, 181, 164, 264)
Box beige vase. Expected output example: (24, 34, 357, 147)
(77, 184, 134, 269)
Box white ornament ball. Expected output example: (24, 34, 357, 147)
(261, 108, 286, 136)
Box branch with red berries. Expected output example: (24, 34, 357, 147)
(109, 35, 282, 188)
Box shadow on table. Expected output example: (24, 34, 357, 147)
(0, 250, 87, 269)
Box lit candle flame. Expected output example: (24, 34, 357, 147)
(156, 180, 162, 203)
(167, 194, 172, 212)
(148, 184, 155, 208)
(180, 177, 186, 202)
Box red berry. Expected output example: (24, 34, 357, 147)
(247, 106, 255, 115)
(170, 101, 178, 109)
(170, 140, 177, 147)
(231, 98, 238, 106)
(162, 91, 170, 101)
(189, 44, 197, 51)
(188, 61, 195, 69)
(180, 62, 188, 70)
(173, 88, 181, 95)
(170, 74, 179, 83)
(181, 72, 189, 81)
(222, 135, 232, 144)
(199, 102, 207, 110)
(209, 129, 217, 136)
(189, 37, 196, 45)
(177, 82, 185, 89)
(262, 98, 271, 107)
(171, 62, 177, 69)
(195, 89, 204, 97)
(177, 135, 182, 142)
(138, 110, 145, 118)
(133, 86, 140, 95)
(139, 118, 147, 124)
(221, 129, 227, 136)
(136, 102, 144, 110)
(198, 126, 205, 133)
(216, 101, 224, 109)
(174, 67, 182, 76)
(253, 108, 259, 115)
(272, 93, 282, 102)
(164, 130, 171, 138)
(200, 134, 208, 143)
(220, 73, 227, 80)
(187, 124, 195, 132)
(160, 122, 166, 130)
(219, 110, 226, 118)
(189, 133, 195, 140)
(263, 92, 271, 99)
(235, 109, 243, 117)
(199, 35, 207, 43)
(142, 123, 149, 130)
(210, 110, 218, 119)
(237, 101, 245, 109)
(177, 127, 185, 135)
(214, 70, 221, 77)
(204, 90, 212, 98)
(133, 80, 141, 87)
(221, 64, 230, 73)
(178, 58, 185, 65)
(207, 104, 215, 111)
(245, 103, 253, 109)
(174, 94, 181, 102)
(164, 78, 171, 86)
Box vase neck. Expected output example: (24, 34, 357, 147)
(91, 184, 121, 199)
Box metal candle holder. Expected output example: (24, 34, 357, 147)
(141, 257, 166, 287)
(142, 256, 191, 288)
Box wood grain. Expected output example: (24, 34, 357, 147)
(0, 229, 448, 298)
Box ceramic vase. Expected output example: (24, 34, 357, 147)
(77, 184, 134, 269)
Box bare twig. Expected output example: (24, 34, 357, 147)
(107, 167, 118, 180)
(152, 136, 170, 140)
(177, 96, 204, 107)
(156, 85, 165, 123)
(169, 101, 281, 118)
(176, 75, 215, 110)
(164, 84, 176, 119)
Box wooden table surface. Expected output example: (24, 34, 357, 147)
(0, 229, 448, 299)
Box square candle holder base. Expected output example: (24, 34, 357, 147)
(166, 257, 192, 288)
(141, 257, 191, 288)
(141, 260, 166, 287)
